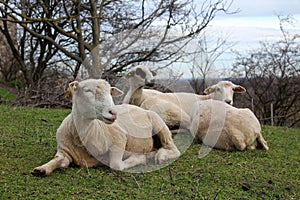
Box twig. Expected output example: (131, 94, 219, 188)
(168, 166, 175, 186)
(131, 174, 141, 189)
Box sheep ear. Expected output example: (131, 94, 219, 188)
(204, 86, 215, 94)
(151, 70, 157, 76)
(110, 87, 124, 97)
(233, 85, 246, 93)
(65, 87, 72, 99)
(125, 70, 135, 78)
(69, 81, 79, 91)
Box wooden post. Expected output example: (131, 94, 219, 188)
(251, 98, 254, 111)
(270, 103, 274, 126)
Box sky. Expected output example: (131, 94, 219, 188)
(172, 0, 300, 79)
(211, 0, 300, 48)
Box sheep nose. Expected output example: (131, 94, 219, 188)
(109, 110, 117, 120)
(145, 79, 155, 87)
(225, 100, 232, 104)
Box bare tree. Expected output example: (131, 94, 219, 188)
(0, 0, 67, 86)
(0, 15, 19, 82)
(189, 31, 235, 94)
(232, 15, 300, 127)
(0, 0, 234, 85)
(0, 19, 20, 83)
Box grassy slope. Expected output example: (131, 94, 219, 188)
(0, 105, 299, 199)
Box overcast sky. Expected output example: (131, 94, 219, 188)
(174, 0, 300, 78)
(215, 0, 300, 17)
(211, 0, 300, 38)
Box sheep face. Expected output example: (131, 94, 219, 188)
(126, 65, 156, 88)
(204, 81, 246, 105)
(69, 79, 123, 124)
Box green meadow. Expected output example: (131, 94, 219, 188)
(0, 105, 299, 199)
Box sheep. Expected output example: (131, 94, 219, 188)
(31, 79, 180, 176)
(123, 65, 246, 131)
(189, 99, 269, 151)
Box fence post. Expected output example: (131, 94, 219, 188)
(251, 98, 254, 112)
(270, 103, 274, 126)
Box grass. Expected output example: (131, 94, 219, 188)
(0, 87, 16, 101)
(0, 104, 299, 199)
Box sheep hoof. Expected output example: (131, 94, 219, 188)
(249, 144, 256, 150)
(263, 145, 269, 151)
(31, 168, 46, 177)
(155, 151, 167, 164)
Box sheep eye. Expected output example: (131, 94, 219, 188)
(136, 68, 146, 78)
(84, 88, 93, 94)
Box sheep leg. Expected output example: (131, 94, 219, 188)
(109, 146, 147, 171)
(256, 133, 269, 150)
(155, 142, 181, 164)
(154, 125, 180, 163)
(231, 134, 247, 151)
(170, 128, 190, 135)
(123, 154, 147, 169)
(31, 151, 70, 176)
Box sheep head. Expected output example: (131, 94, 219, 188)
(69, 79, 123, 124)
(204, 81, 246, 105)
(126, 65, 156, 88)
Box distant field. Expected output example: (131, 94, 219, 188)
(0, 105, 299, 199)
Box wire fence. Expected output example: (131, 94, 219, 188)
(250, 100, 299, 127)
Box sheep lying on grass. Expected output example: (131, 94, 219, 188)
(123, 65, 246, 132)
(190, 99, 269, 151)
(32, 79, 180, 176)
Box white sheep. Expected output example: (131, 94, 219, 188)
(190, 99, 269, 151)
(32, 79, 180, 176)
(123, 65, 246, 131)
